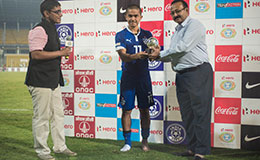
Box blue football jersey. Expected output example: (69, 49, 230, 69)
(115, 27, 152, 79)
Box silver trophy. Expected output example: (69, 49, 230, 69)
(145, 37, 159, 54)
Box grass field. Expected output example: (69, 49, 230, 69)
(0, 72, 259, 160)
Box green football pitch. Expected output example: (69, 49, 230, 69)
(0, 72, 259, 160)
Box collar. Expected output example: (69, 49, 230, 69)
(175, 16, 191, 31)
(126, 26, 141, 36)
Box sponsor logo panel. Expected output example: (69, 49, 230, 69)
(243, 19, 260, 45)
(95, 1, 116, 22)
(95, 47, 117, 71)
(150, 71, 166, 95)
(95, 94, 117, 118)
(62, 92, 74, 116)
(241, 99, 260, 126)
(74, 70, 95, 93)
(61, 70, 74, 92)
(214, 98, 241, 124)
(140, 0, 164, 21)
(242, 46, 260, 72)
(117, 0, 140, 22)
(241, 125, 260, 150)
(201, 20, 216, 45)
(242, 72, 260, 98)
(215, 45, 242, 71)
(74, 93, 95, 116)
(215, 20, 243, 45)
(214, 123, 241, 149)
(117, 118, 140, 142)
(164, 21, 177, 49)
(74, 47, 95, 70)
(148, 120, 163, 143)
(95, 23, 117, 47)
(216, 0, 243, 19)
(164, 121, 187, 145)
(64, 115, 74, 137)
(59, 1, 74, 23)
(74, 24, 95, 47)
(149, 96, 164, 120)
(74, 116, 95, 139)
(96, 117, 117, 140)
(214, 72, 241, 98)
(95, 71, 117, 94)
(164, 0, 189, 20)
(190, 0, 215, 19)
(74, 1, 95, 23)
(243, 0, 260, 18)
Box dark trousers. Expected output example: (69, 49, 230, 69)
(176, 63, 213, 155)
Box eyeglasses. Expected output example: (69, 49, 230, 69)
(50, 10, 62, 15)
(170, 8, 186, 15)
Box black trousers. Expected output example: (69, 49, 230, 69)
(176, 63, 213, 155)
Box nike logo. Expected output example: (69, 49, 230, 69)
(244, 135, 260, 142)
(120, 7, 126, 13)
(245, 82, 260, 89)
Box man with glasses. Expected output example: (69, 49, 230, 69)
(25, 0, 76, 159)
(149, 0, 213, 159)
(115, 4, 154, 152)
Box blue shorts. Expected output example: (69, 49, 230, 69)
(118, 78, 154, 110)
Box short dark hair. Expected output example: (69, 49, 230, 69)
(40, 0, 61, 17)
(126, 4, 142, 15)
(171, 0, 189, 8)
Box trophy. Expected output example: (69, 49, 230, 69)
(145, 37, 159, 54)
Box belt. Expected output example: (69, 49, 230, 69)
(176, 63, 207, 74)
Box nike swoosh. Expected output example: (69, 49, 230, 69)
(120, 7, 126, 13)
(244, 135, 260, 142)
(245, 82, 260, 89)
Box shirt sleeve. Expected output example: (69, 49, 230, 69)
(28, 26, 48, 52)
(115, 32, 126, 51)
(161, 20, 205, 58)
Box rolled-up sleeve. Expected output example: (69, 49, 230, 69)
(28, 26, 48, 52)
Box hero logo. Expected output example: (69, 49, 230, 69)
(142, 6, 163, 12)
(165, 80, 176, 87)
(150, 130, 163, 135)
(165, 30, 175, 37)
(74, 31, 95, 38)
(244, 1, 260, 8)
(149, 98, 162, 119)
(151, 29, 162, 37)
(221, 28, 237, 39)
(166, 123, 186, 144)
(74, 54, 94, 61)
(149, 60, 162, 70)
(216, 54, 240, 63)
(97, 125, 116, 132)
(243, 54, 260, 62)
(206, 29, 214, 35)
(166, 105, 180, 112)
(244, 27, 260, 35)
(62, 9, 73, 15)
(96, 79, 116, 86)
(57, 25, 73, 45)
(195, 2, 210, 13)
(62, 98, 70, 109)
(152, 80, 164, 86)
(64, 124, 73, 129)
(215, 106, 239, 115)
(242, 107, 260, 115)
(75, 8, 94, 14)
(96, 30, 116, 37)
(165, 3, 171, 12)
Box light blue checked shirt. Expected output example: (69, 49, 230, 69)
(160, 16, 209, 71)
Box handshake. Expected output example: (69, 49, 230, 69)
(145, 37, 161, 61)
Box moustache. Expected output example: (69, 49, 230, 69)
(174, 16, 181, 20)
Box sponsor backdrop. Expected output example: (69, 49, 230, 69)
(58, 0, 260, 150)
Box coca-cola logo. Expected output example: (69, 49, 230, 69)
(151, 29, 162, 37)
(215, 106, 239, 115)
(165, 3, 171, 11)
(216, 54, 240, 63)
